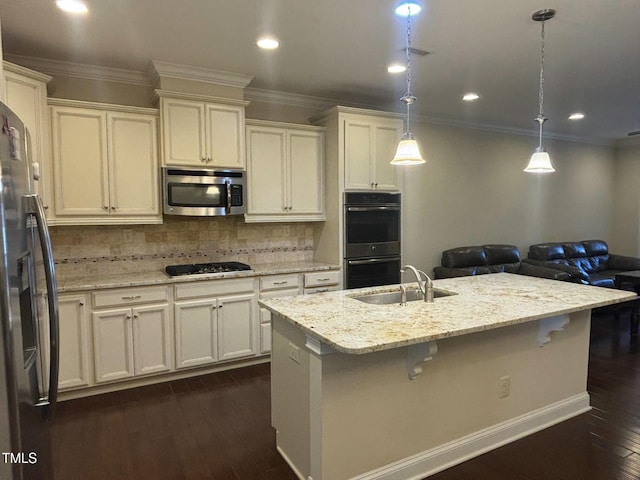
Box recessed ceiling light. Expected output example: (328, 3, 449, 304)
(395, 2, 423, 17)
(55, 0, 88, 14)
(387, 64, 407, 74)
(462, 93, 480, 101)
(257, 37, 279, 50)
(568, 112, 585, 120)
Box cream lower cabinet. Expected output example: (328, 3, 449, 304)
(245, 120, 325, 222)
(57, 294, 92, 390)
(258, 274, 302, 354)
(49, 99, 160, 225)
(91, 286, 171, 384)
(174, 278, 257, 369)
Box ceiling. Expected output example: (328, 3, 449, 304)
(1, 0, 639, 143)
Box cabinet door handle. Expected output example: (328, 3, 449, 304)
(126, 314, 132, 319)
(103, 205, 109, 210)
(79, 301, 84, 306)
(43, 205, 49, 210)
(374, 183, 378, 188)
(111, 206, 116, 210)
(121, 295, 142, 300)
(133, 313, 139, 318)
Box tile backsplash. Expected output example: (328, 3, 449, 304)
(51, 216, 315, 278)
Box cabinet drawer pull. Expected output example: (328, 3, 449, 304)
(316, 278, 330, 282)
(121, 295, 142, 300)
(273, 281, 289, 285)
(316, 288, 329, 293)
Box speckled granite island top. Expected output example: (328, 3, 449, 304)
(57, 261, 339, 292)
(259, 273, 636, 354)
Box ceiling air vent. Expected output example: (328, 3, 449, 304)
(403, 47, 430, 56)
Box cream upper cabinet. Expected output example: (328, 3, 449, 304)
(245, 120, 325, 222)
(344, 115, 403, 191)
(49, 99, 160, 225)
(160, 95, 247, 169)
(3, 62, 54, 217)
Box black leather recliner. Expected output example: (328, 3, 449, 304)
(433, 244, 570, 281)
(525, 239, 640, 287)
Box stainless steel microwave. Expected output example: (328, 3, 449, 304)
(162, 167, 246, 216)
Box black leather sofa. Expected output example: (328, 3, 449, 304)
(525, 240, 640, 287)
(433, 244, 570, 281)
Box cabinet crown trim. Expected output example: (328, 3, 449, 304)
(149, 60, 254, 89)
(153, 89, 251, 107)
(48, 98, 159, 116)
(245, 119, 325, 132)
(3, 61, 53, 83)
(310, 105, 405, 125)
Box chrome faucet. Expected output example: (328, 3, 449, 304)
(400, 265, 434, 303)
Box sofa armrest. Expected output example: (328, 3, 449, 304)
(433, 266, 473, 279)
(522, 259, 588, 283)
(608, 254, 640, 271)
(518, 262, 571, 281)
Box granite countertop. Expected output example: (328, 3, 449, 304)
(258, 273, 637, 355)
(57, 261, 340, 292)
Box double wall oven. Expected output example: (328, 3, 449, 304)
(344, 192, 401, 289)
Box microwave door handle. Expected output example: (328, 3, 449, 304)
(226, 180, 232, 213)
(25, 194, 59, 420)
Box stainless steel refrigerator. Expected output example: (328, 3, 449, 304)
(0, 102, 59, 480)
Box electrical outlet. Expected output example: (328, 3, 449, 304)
(288, 343, 300, 364)
(499, 376, 511, 398)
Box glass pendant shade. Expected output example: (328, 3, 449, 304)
(524, 148, 555, 173)
(391, 135, 425, 165)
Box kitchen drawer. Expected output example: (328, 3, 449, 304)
(92, 286, 168, 308)
(304, 270, 340, 288)
(174, 278, 255, 300)
(259, 287, 299, 300)
(303, 285, 341, 295)
(259, 274, 300, 292)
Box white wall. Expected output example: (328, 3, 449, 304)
(401, 122, 617, 274)
(611, 142, 640, 255)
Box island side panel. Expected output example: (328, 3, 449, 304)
(318, 310, 591, 480)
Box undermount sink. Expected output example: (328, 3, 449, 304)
(353, 288, 456, 305)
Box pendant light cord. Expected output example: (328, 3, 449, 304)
(537, 18, 546, 149)
(404, 7, 414, 134)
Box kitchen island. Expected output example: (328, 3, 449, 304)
(258, 273, 635, 480)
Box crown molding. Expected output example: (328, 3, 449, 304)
(3, 60, 53, 83)
(149, 60, 253, 89)
(244, 88, 336, 110)
(412, 113, 616, 147)
(615, 135, 640, 148)
(4, 54, 150, 86)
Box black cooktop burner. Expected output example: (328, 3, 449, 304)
(165, 261, 252, 277)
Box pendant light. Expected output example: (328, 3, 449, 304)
(391, 3, 425, 166)
(524, 9, 556, 173)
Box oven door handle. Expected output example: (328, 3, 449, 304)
(347, 257, 401, 266)
(226, 180, 232, 212)
(346, 206, 400, 212)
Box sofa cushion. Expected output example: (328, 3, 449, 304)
(528, 243, 565, 261)
(441, 246, 487, 268)
(484, 244, 520, 264)
(582, 240, 609, 256)
(561, 242, 587, 258)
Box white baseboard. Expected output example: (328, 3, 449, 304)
(276, 445, 308, 480)
(353, 392, 591, 480)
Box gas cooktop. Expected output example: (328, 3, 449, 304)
(165, 261, 252, 277)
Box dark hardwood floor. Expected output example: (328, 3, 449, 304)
(51, 312, 640, 480)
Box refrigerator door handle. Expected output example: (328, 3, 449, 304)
(25, 194, 59, 420)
